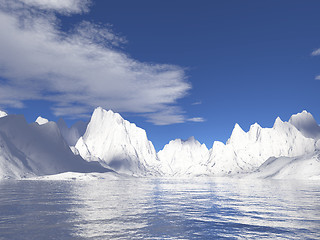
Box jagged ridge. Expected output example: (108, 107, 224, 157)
(0, 108, 319, 179)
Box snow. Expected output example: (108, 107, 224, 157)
(289, 110, 320, 140)
(158, 111, 317, 177)
(0, 110, 7, 118)
(26, 171, 122, 181)
(206, 115, 316, 175)
(245, 151, 320, 180)
(57, 118, 87, 146)
(0, 108, 319, 180)
(75, 107, 161, 176)
(0, 114, 110, 179)
(158, 137, 209, 176)
(35, 116, 49, 125)
(0, 131, 35, 179)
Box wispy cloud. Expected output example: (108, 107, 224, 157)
(187, 117, 205, 123)
(19, 0, 91, 14)
(191, 101, 202, 105)
(311, 48, 320, 80)
(311, 48, 320, 56)
(0, 0, 193, 125)
(144, 107, 186, 125)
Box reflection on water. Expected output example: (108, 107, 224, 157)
(0, 178, 320, 239)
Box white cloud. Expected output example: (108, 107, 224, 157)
(187, 117, 205, 123)
(19, 0, 90, 14)
(311, 48, 320, 56)
(311, 48, 320, 80)
(191, 101, 202, 105)
(0, 0, 192, 125)
(145, 107, 186, 125)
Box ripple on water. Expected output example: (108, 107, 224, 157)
(0, 178, 319, 239)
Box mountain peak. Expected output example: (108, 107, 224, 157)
(289, 110, 320, 140)
(36, 116, 49, 125)
(92, 107, 123, 123)
(0, 110, 8, 118)
(273, 116, 284, 128)
(183, 136, 197, 143)
(227, 123, 245, 144)
(57, 117, 88, 146)
(76, 107, 160, 176)
(289, 110, 316, 125)
(57, 118, 67, 127)
(249, 122, 261, 130)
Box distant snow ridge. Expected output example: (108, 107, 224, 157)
(159, 111, 318, 176)
(0, 108, 319, 179)
(206, 116, 317, 175)
(75, 107, 161, 176)
(35, 116, 49, 125)
(57, 118, 87, 146)
(0, 110, 7, 118)
(158, 137, 209, 176)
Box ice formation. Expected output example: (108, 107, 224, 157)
(0, 114, 109, 179)
(0, 108, 319, 179)
(35, 116, 49, 125)
(57, 118, 87, 146)
(75, 107, 161, 176)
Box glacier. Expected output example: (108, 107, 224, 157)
(0, 107, 320, 179)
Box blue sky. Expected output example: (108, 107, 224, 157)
(0, 0, 319, 150)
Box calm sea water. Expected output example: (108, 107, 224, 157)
(0, 178, 320, 239)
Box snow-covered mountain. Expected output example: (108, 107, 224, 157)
(158, 111, 319, 177)
(0, 114, 109, 179)
(0, 110, 7, 118)
(0, 107, 319, 179)
(205, 117, 317, 175)
(57, 118, 87, 146)
(35, 116, 49, 125)
(245, 151, 320, 180)
(289, 110, 320, 140)
(0, 130, 32, 179)
(75, 107, 161, 176)
(158, 137, 209, 176)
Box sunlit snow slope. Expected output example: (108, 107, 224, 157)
(0, 107, 319, 179)
(75, 107, 161, 176)
(159, 111, 319, 177)
(158, 137, 209, 176)
(246, 151, 320, 180)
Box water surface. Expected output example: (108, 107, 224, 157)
(0, 178, 320, 239)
